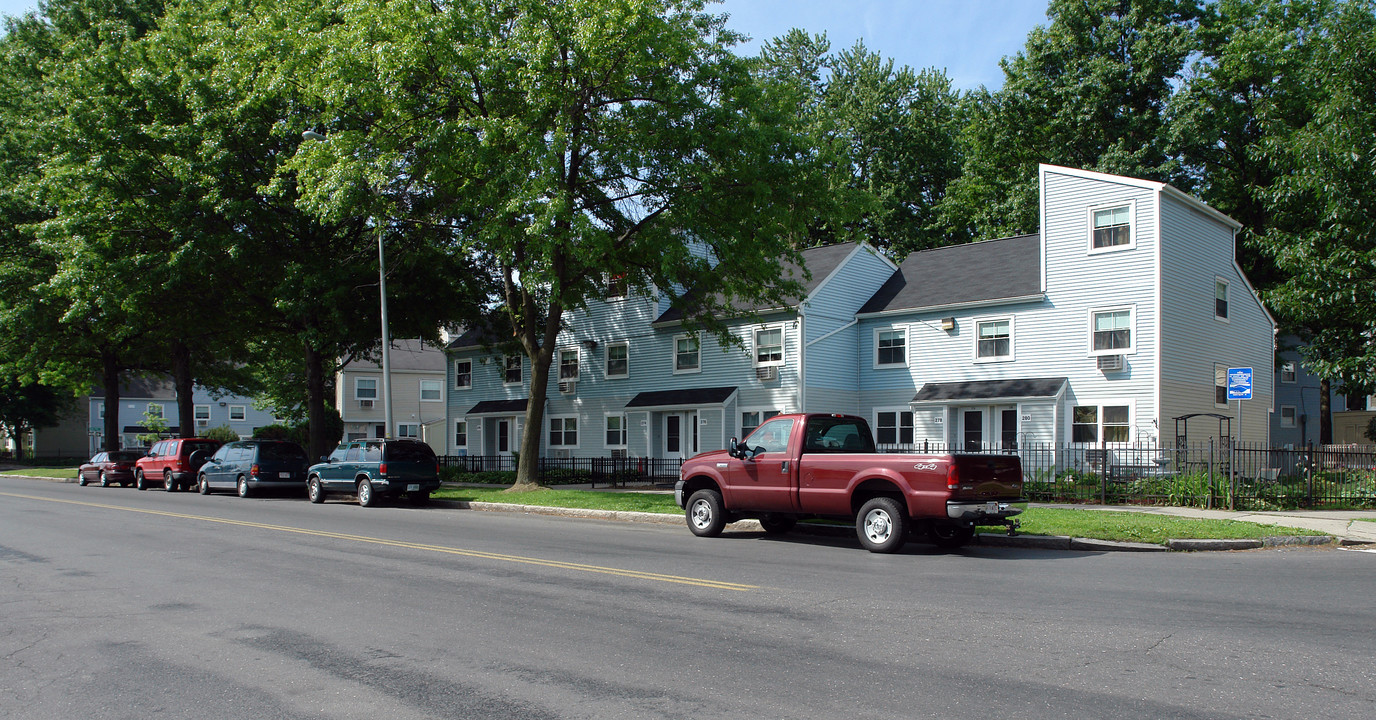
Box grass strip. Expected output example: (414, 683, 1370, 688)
(1, 467, 78, 479)
(434, 485, 682, 514)
(979, 507, 1323, 543)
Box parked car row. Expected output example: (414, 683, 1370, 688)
(77, 438, 442, 507)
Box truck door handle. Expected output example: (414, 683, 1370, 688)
(780, 461, 789, 473)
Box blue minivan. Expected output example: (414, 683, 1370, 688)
(306, 438, 440, 506)
(197, 440, 311, 497)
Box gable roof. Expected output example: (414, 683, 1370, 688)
(341, 339, 447, 372)
(654, 242, 862, 325)
(858, 234, 1042, 315)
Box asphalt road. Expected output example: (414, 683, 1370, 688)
(2, 475, 1374, 720)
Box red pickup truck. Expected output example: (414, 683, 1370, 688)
(675, 413, 1027, 553)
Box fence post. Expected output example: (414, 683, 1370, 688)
(1207, 438, 1214, 510)
(1228, 437, 1236, 511)
(1306, 440, 1315, 508)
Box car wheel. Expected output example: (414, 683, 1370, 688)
(99, 471, 110, 488)
(928, 523, 975, 549)
(237, 476, 251, 498)
(857, 497, 908, 554)
(307, 477, 325, 504)
(135, 470, 147, 491)
(759, 514, 797, 535)
(357, 478, 376, 507)
(685, 489, 726, 537)
(163, 470, 176, 492)
(198, 474, 211, 495)
(78, 471, 88, 486)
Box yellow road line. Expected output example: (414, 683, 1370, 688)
(0, 491, 757, 592)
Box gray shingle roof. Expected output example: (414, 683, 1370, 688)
(342, 339, 447, 372)
(911, 377, 1068, 403)
(654, 243, 860, 324)
(859, 234, 1041, 315)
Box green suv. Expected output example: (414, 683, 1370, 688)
(305, 438, 440, 506)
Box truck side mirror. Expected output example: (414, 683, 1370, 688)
(727, 437, 741, 459)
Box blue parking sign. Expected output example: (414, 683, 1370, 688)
(1227, 367, 1253, 400)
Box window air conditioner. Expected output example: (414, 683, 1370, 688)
(559, 381, 576, 394)
(1097, 355, 1124, 371)
(359, 399, 374, 409)
(756, 366, 778, 381)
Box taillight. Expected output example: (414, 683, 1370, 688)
(250, 464, 260, 476)
(946, 464, 960, 490)
(379, 462, 388, 476)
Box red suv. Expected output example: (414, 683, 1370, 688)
(135, 438, 223, 492)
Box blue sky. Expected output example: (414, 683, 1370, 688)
(1, 0, 1050, 90)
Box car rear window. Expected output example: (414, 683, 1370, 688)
(385, 442, 435, 462)
(260, 443, 307, 462)
(109, 450, 143, 462)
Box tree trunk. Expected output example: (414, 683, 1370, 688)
(102, 351, 122, 452)
(304, 342, 330, 461)
(171, 340, 194, 438)
(511, 353, 552, 491)
(1320, 378, 1332, 445)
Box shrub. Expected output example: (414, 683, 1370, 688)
(200, 425, 242, 443)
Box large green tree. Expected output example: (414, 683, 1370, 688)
(1259, 1, 1376, 397)
(940, 0, 1202, 239)
(288, 0, 831, 488)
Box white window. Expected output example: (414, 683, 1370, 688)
(674, 334, 700, 373)
(454, 359, 472, 389)
(606, 273, 627, 299)
(1215, 278, 1230, 320)
(1090, 307, 1134, 355)
(1280, 406, 1297, 428)
(454, 420, 468, 449)
(875, 328, 907, 367)
(504, 355, 522, 385)
(1089, 202, 1134, 251)
(975, 317, 1013, 361)
(605, 342, 629, 379)
(356, 377, 378, 400)
(558, 348, 580, 381)
(1071, 404, 1131, 444)
(229, 405, 246, 422)
(194, 405, 211, 427)
(1280, 361, 1297, 384)
(1215, 364, 1229, 407)
(741, 409, 780, 440)
(147, 403, 164, 419)
(604, 414, 628, 449)
(420, 379, 442, 402)
(754, 326, 784, 367)
(874, 410, 914, 446)
(97, 402, 105, 420)
(548, 416, 578, 448)
(397, 423, 419, 438)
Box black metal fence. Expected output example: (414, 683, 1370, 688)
(441, 441, 1376, 508)
(439, 455, 685, 488)
(879, 440, 1376, 510)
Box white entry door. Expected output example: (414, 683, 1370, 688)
(663, 412, 698, 459)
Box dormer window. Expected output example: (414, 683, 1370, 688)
(1090, 203, 1134, 252)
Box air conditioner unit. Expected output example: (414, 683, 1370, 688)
(359, 399, 374, 409)
(196, 419, 208, 428)
(1097, 355, 1124, 371)
(558, 380, 576, 394)
(756, 366, 778, 381)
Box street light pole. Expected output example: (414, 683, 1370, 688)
(302, 130, 393, 438)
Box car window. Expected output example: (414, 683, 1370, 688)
(747, 418, 795, 454)
(109, 450, 140, 462)
(210, 446, 230, 462)
(328, 445, 348, 462)
(385, 441, 435, 462)
(363, 442, 384, 462)
(186, 441, 220, 455)
(260, 443, 307, 463)
(91, 453, 107, 463)
(345, 446, 362, 462)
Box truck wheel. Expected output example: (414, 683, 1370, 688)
(759, 514, 797, 535)
(357, 478, 376, 507)
(135, 470, 147, 491)
(686, 489, 726, 537)
(163, 470, 176, 492)
(857, 497, 908, 553)
(928, 523, 975, 549)
(307, 477, 325, 504)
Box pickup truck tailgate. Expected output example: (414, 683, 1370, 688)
(949, 455, 1023, 499)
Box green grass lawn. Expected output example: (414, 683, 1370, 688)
(434, 485, 681, 514)
(1, 467, 79, 480)
(978, 507, 1324, 543)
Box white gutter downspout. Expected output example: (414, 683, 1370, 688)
(799, 306, 806, 413)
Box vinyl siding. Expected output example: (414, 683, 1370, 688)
(803, 245, 894, 410)
(1157, 193, 1274, 443)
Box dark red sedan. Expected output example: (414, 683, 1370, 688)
(78, 450, 143, 488)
